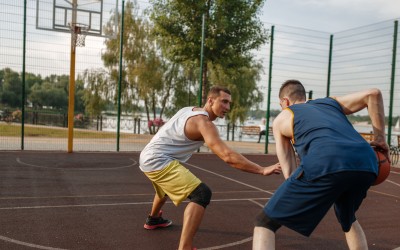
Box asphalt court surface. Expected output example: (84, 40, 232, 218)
(0, 151, 399, 250)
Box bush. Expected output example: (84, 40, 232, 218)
(12, 110, 22, 121)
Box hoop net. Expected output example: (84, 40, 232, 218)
(70, 23, 90, 47)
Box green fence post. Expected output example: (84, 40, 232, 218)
(326, 34, 333, 97)
(388, 20, 398, 146)
(308, 90, 313, 100)
(265, 25, 275, 154)
(117, 0, 125, 151)
(198, 14, 205, 107)
(21, 0, 27, 150)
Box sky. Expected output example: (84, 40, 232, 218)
(135, 0, 400, 32)
(2, 0, 400, 122)
(244, 0, 399, 116)
(259, 0, 400, 32)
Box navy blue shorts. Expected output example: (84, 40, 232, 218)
(264, 168, 376, 236)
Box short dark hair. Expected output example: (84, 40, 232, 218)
(207, 86, 231, 98)
(279, 80, 306, 102)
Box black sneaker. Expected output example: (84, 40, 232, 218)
(143, 211, 172, 230)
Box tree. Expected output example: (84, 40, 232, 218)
(136, 51, 176, 134)
(102, 1, 184, 134)
(103, 2, 142, 108)
(149, 0, 268, 118)
(29, 82, 63, 110)
(165, 64, 198, 117)
(209, 60, 264, 123)
(0, 68, 22, 108)
(80, 69, 110, 117)
(28, 74, 84, 112)
(24, 72, 43, 98)
(29, 81, 68, 110)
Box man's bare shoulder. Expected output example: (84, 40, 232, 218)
(192, 107, 205, 112)
(274, 109, 292, 123)
(273, 109, 294, 137)
(185, 113, 215, 141)
(187, 113, 213, 127)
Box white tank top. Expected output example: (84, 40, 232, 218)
(139, 107, 209, 172)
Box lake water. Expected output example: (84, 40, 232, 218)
(100, 116, 400, 144)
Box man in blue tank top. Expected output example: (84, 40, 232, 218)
(253, 80, 390, 250)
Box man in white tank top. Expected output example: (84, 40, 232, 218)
(139, 86, 281, 250)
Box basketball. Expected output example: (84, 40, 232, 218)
(372, 149, 390, 186)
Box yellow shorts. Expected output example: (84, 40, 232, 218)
(144, 160, 201, 206)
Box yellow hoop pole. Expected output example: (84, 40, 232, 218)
(67, 48, 76, 153)
(67, 0, 78, 153)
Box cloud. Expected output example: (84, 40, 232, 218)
(300, 0, 400, 19)
(374, 0, 400, 18)
(262, 0, 399, 32)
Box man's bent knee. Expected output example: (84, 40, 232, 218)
(188, 183, 212, 208)
(254, 210, 282, 232)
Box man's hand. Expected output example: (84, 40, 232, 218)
(370, 139, 391, 163)
(262, 163, 282, 176)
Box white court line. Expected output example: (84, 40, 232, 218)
(184, 162, 275, 195)
(370, 190, 400, 199)
(198, 237, 253, 250)
(389, 170, 400, 175)
(184, 162, 275, 249)
(386, 179, 400, 187)
(0, 198, 266, 250)
(197, 199, 267, 250)
(0, 197, 270, 210)
(0, 202, 153, 210)
(16, 157, 137, 171)
(370, 178, 400, 198)
(367, 176, 400, 250)
(0, 190, 265, 201)
(2, 158, 271, 250)
(8, 159, 398, 249)
(248, 199, 266, 208)
(0, 193, 153, 200)
(0, 235, 66, 250)
(185, 162, 400, 249)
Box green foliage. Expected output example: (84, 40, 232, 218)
(247, 110, 377, 125)
(0, 123, 117, 138)
(80, 69, 110, 116)
(247, 108, 281, 121)
(165, 66, 198, 117)
(209, 61, 264, 123)
(0, 68, 85, 113)
(0, 68, 22, 107)
(28, 74, 79, 111)
(150, 0, 268, 65)
(24, 72, 43, 97)
(347, 114, 372, 124)
(1, 1, 270, 126)
(149, 0, 269, 123)
(102, 1, 185, 133)
(29, 82, 68, 110)
(102, 1, 142, 113)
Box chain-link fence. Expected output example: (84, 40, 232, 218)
(1, 1, 399, 152)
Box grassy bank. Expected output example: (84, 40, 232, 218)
(0, 123, 136, 139)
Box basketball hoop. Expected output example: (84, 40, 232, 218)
(70, 23, 90, 47)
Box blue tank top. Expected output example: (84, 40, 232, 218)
(288, 97, 378, 181)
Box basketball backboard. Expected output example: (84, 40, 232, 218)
(36, 0, 118, 37)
